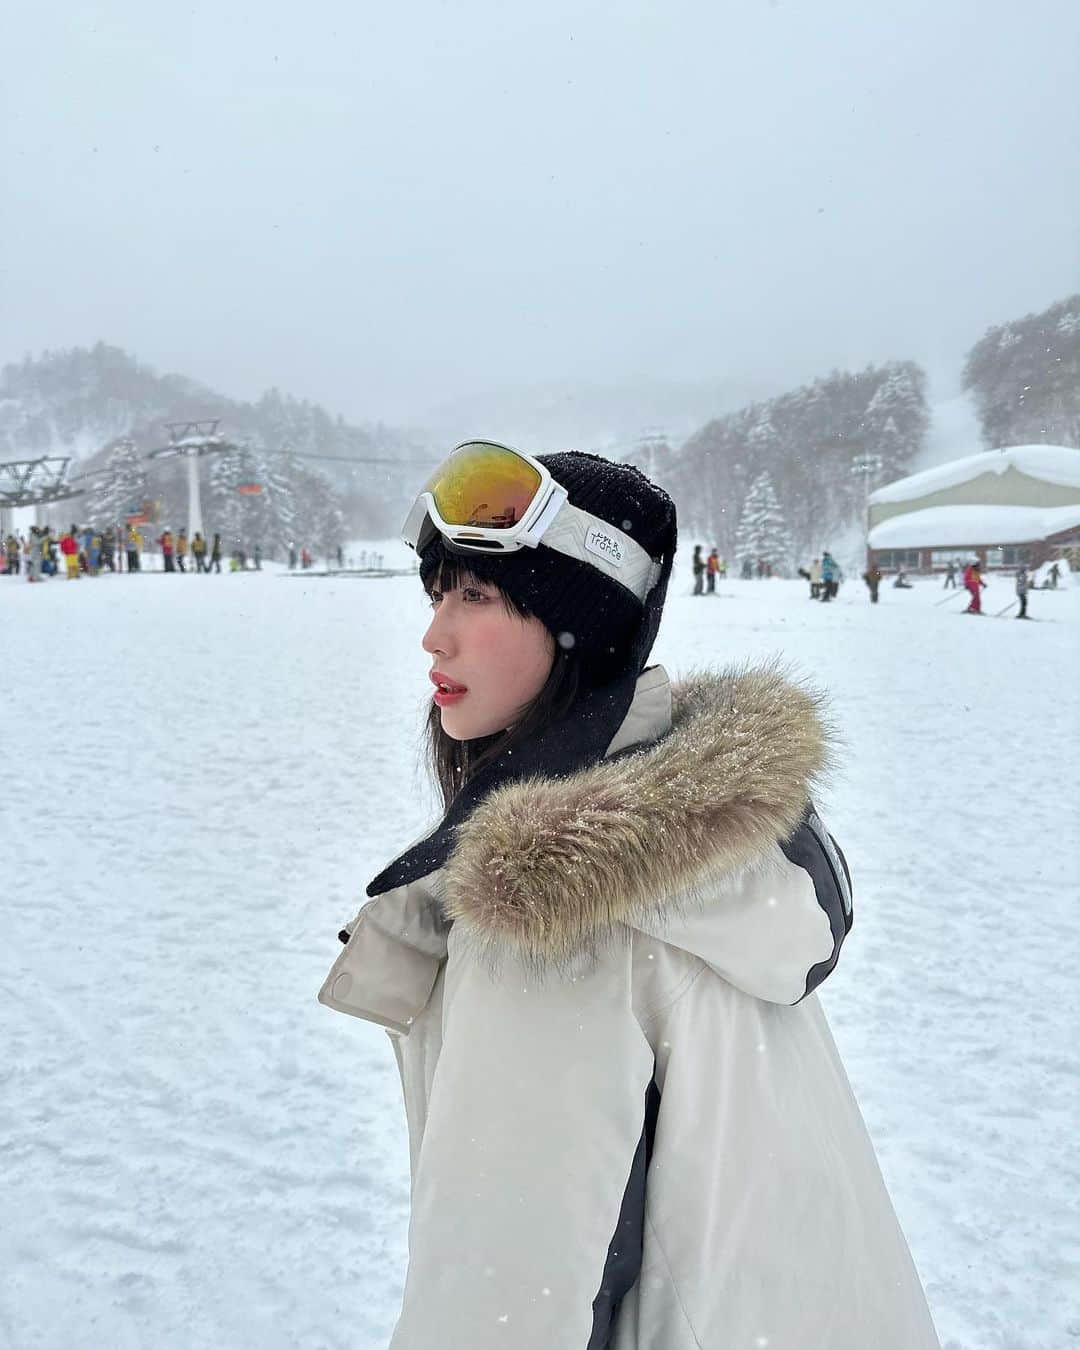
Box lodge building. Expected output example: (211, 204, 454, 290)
(867, 444, 1080, 574)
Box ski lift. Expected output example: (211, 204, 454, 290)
(235, 445, 264, 495)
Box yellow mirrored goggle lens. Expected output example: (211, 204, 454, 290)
(425, 442, 543, 530)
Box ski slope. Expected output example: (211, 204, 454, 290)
(2, 553, 1078, 1350)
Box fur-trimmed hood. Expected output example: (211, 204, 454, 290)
(441, 662, 834, 970)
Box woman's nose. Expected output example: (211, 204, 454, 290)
(422, 607, 454, 657)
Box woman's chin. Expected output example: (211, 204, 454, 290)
(439, 707, 505, 741)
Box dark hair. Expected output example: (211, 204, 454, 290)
(422, 554, 580, 811)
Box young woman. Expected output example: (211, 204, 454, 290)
(320, 442, 940, 1349)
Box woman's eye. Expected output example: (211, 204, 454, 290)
(462, 588, 487, 602)
(427, 590, 442, 607)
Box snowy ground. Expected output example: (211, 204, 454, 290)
(2, 555, 1078, 1350)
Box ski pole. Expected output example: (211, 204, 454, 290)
(994, 599, 1017, 618)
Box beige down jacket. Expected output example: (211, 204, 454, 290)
(319, 664, 940, 1349)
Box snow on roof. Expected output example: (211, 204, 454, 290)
(869, 502, 1080, 550)
(869, 444, 1080, 506)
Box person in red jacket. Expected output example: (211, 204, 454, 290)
(60, 525, 80, 579)
(963, 559, 986, 614)
(159, 529, 176, 573)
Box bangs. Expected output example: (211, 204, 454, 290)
(419, 535, 532, 618)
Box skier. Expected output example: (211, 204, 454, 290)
(39, 527, 56, 576)
(691, 544, 704, 595)
(288, 541, 298, 569)
(192, 532, 208, 572)
(25, 527, 42, 583)
(209, 532, 222, 574)
(820, 550, 839, 601)
(862, 562, 882, 603)
(126, 525, 142, 573)
(943, 560, 957, 589)
(963, 558, 986, 614)
(159, 529, 175, 573)
(60, 526, 80, 579)
(1015, 565, 1030, 619)
(254, 543, 262, 571)
(176, 529, 188, 573)
(706, 547, 719, 593)
(1048, 561, 1061, 589)
(320, 440, 941, 1350)
(809, 556, 823, 598)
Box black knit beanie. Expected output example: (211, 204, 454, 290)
(419, 450, 677, 687)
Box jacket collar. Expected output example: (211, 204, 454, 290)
(440, 661, 832, 972)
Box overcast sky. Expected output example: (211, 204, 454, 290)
(3, 0, 1078, 425)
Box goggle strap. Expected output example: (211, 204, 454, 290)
(539, 501, 659, 603)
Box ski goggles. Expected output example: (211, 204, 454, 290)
(402, 439, 663, 602)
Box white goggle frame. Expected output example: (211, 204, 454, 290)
(402, 440, 662, 603)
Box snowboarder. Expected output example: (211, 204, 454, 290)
(320, 440, 941, 1350)
(809, 556, 823, 598)
(1048, 561, 1061, 589)
(1015, 565, 1030, 619)
(691, 544, 704, 595)
(963, 559, 986, 613)
(893, 569, 913, 589)
(862, 562, 882, 603)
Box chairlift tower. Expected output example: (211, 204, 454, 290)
(0, 456, 85, 532)
(146, 420, 238, 540)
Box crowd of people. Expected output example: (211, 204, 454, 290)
(685, 544, 1066, 618)
(2, 523, 270, 580)
(3, 524, 139, 581)
(690, 546, 848, 597)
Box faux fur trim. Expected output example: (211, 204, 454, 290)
(441, 662, 834, 970)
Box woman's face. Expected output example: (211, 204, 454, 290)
(422, 574, 555, 740)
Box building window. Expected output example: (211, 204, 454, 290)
(986, 546, 1030, 567)
(875, 548, 921, 569)
(931, 549, 971, 568)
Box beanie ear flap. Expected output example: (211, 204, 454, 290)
(628, 533, 676, 676)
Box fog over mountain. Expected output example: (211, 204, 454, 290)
(4, 1, 1078, 429)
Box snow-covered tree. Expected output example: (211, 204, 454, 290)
(733, 471, 793, 575)
(963, 293, 1080, 448)
(85, 438, 148, 526)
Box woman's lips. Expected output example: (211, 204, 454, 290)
(430, 670, 468, 707)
